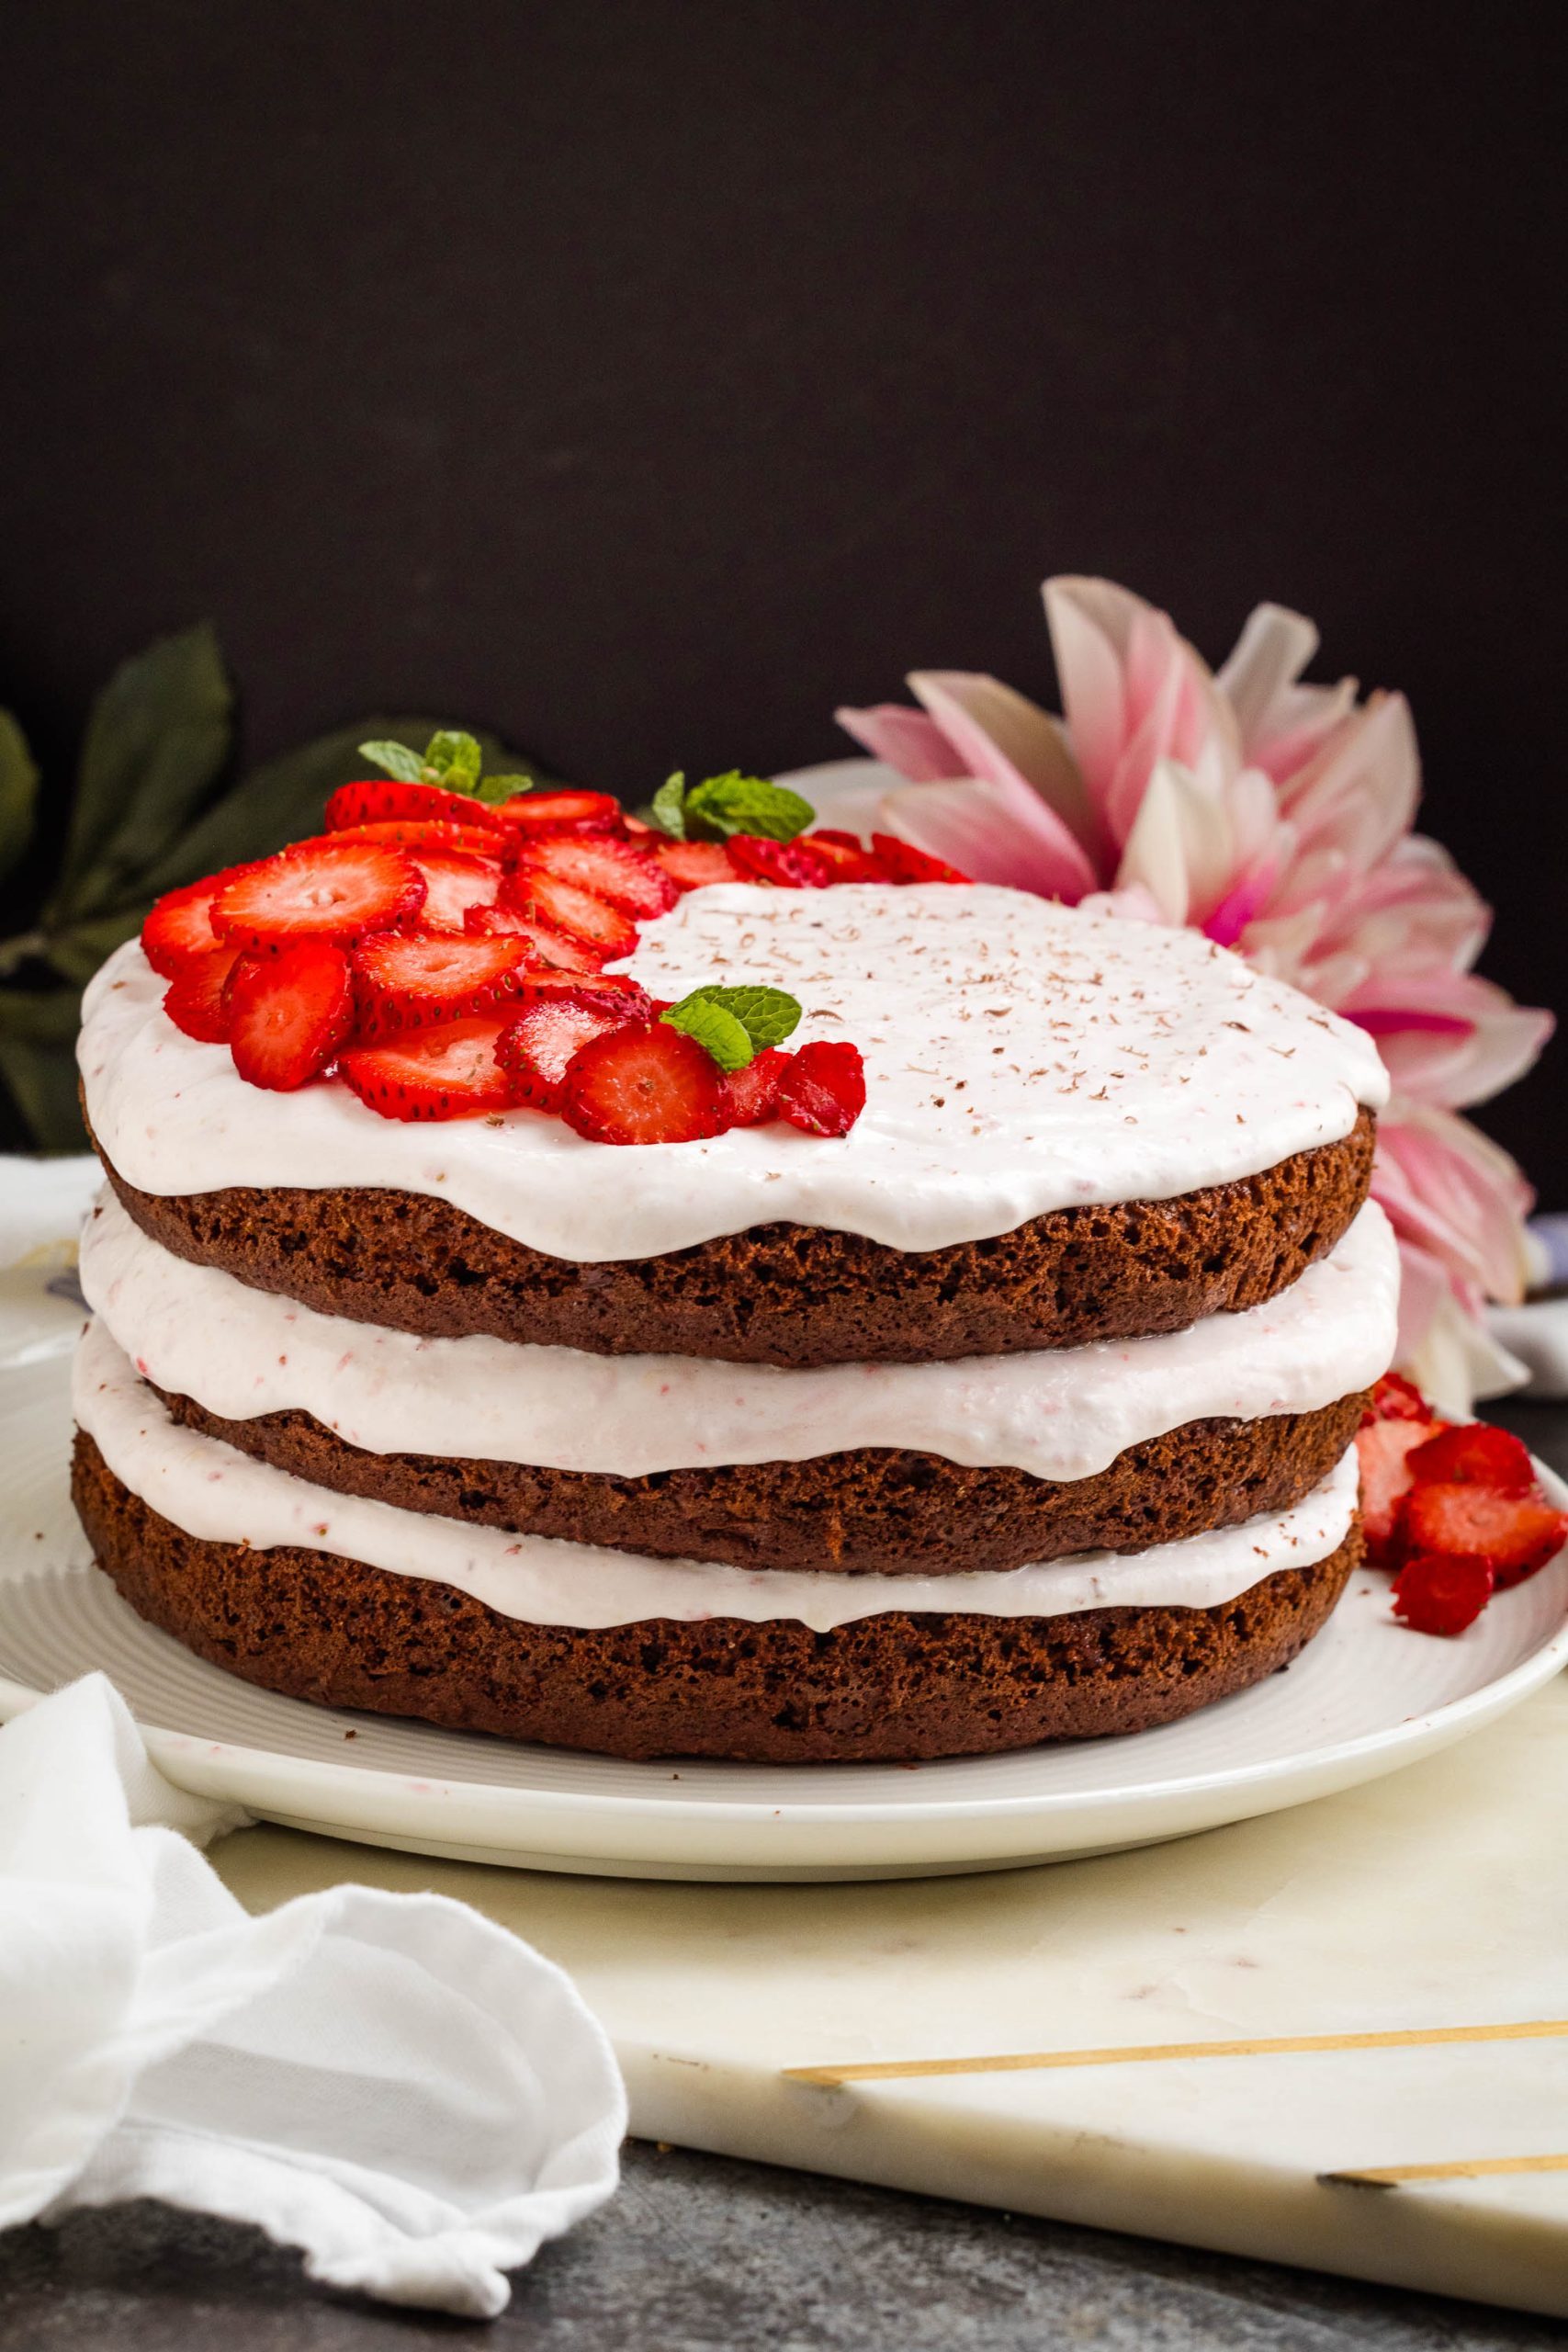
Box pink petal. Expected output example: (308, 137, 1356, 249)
(878, 775, 1099, 899)
(1275, 692, 1420, 871)
(907, 671, 1104, 859)
(1341, 967, 1553, 1108)
(1373, 1108, 1534, 1305)
(1216, 602, 1358, 782)
(834, 704, 964, 783)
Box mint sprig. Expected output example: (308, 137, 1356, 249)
(359, 729, 536, 806)
(647, 769, 814, 844)
(660, 983, 802, 1071)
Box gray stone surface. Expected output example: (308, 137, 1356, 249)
(0, 2139, 1562, 2351)
(3, 1398, 1563, 2346)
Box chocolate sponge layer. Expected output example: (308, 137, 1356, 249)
(158, 1385, 1365, 1577)
(73, 1431, 1359, 1764)
(100, 1105, 1374, 1367)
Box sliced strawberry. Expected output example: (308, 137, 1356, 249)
(1406, 1421, 1536, 1492)
(803, 830, 893, 882)
(324, 777, 509, 834)
(407, 850, 505, 933)
(1364, 1370, 1434, 1423)
(353, 932, 530, 1035)
(1402, 1483, 1568, 1589)
(1392, 1553, 1495, 1637)
(726, 833, 831, 888)
(653, 839, 736, 892)
(329, 818, 511, 858)
(226, 941, 355, 1091)
(871, 832, 971, 885)
(501, 865, 639, 959)
(339, 1017, 516, 1121)
(142, 863, 265, 977)
(513, 835, 676, 920)
(486, 789, 626, 837)
(719, 1046, 791, 1126)
(513, 969, 655, 1016)
(777, 1039, 867, 1136)
(1355, 1417, 1444, 1566)
(163, 947, 242, 1044)
(213, 841, 424, 950)
(496, 996, 635, 1110)
(561, 1021, 724, 1145)
(463, 904, 608, 970)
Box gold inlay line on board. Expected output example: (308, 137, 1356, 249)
(1322, 2153, 1568, 2190)
(781, 2018, 1568, 2086)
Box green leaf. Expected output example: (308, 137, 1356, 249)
(50, 624, 232, 924)
(683, 772, 814, 843)
(42, 906, 146, 987)
(676, 984, 802, 1053)
(423, 730, 483, 789)
(0, 709, 39, 885)
(0, 986, 88, 1150)
(133, 718, 524, 900)
(470, 773, 536, 806)
(648, 772, 688, 840)
(359, 738, 426, 783)
(660, 994, 755, 1071)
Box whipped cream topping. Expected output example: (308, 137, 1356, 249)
(83, 1188, 1398, 1479)
(79, 884, 1387, 1261)
(74, 1323, 1360, 1632)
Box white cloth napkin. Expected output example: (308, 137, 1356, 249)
(0, 1674, 626, 2317)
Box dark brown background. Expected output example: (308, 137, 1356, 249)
(1, 1, 1562, 1177)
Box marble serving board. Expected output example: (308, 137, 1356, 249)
(215, 1675, 1568, 2320)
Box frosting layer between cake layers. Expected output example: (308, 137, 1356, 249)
(73, 1321, 1360, 1633)
(78, 882, 1388, 1261)
(82, 1186, 1398, 1480)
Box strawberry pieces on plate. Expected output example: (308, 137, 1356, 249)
(324, 777, 510, 835)
(653, 839, 736, 892)
(1401, 1482, 1568, 1590)
(463, 904, 608, 970)
(871, 832, 971, 884)
(141, 864, 265, 977)
(1405, 1421, 1536, 1491)
(726, 833, 831, 888)
(1355, 1415, 1444, 1566)
(162, 947, 242, 1044)
(212, 841, 425, 950)
(353, 933, 530, 1035)
(339, 1017, 516, 1121)
(513, 834, 676, 920)
(502, 865, 640, 959)
(497, 996, 636, 1111)
(777, 1040, 866, 1136)
(718, 1046, 792, 1126)
(1365, 1370, 1432, 1421)
(1392, 1554, 1495, 1637)
(226, 941, 355, 1090)
(561, 1022, 724, 1145)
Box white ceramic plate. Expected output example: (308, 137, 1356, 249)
(2, 1329, 1566, 1881)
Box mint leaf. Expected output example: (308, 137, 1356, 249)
(660, 995, 755, 1071)
(470, 772, 536, 806)
(660, 984, 803, 1070)
(681, 984, 801, 1052)
(683, 772, 814, 843)
(423, 730, 483, 789)
(649, 771, 688, 840)
(359, 739, 426, 783)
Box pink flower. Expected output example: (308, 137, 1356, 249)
(836, 578, 1553, 1402)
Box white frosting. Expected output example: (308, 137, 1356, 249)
(73, 1323, 1360, 1632)
(82, 1187, 1399, 1480)
(78, 884, 1386, 1261)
